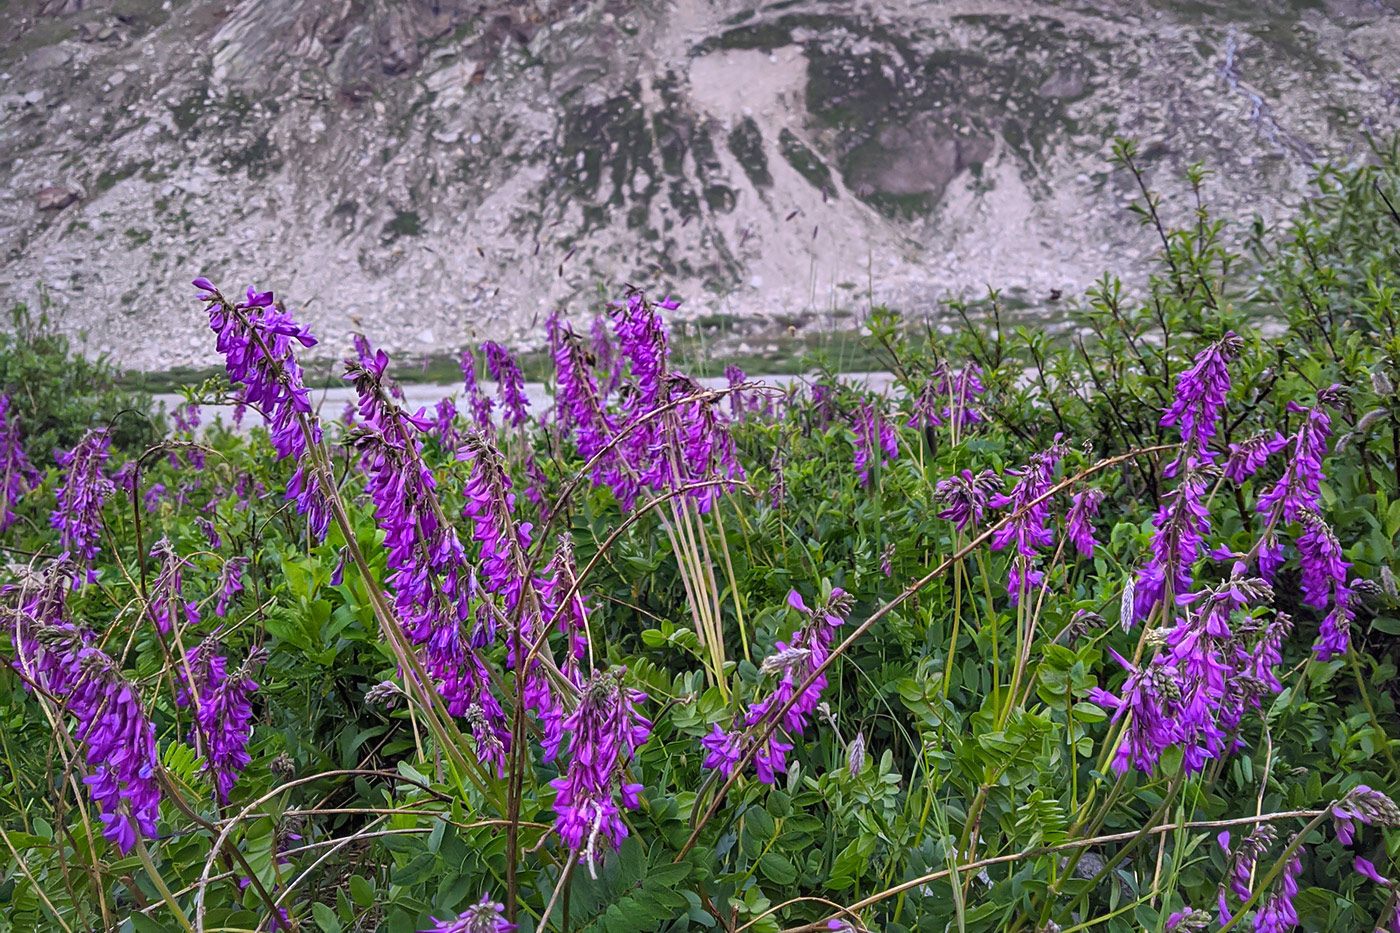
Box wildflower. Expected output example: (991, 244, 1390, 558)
(1356, 857, 1391, 886)
(704, 589, 852, 784)
(195, 279, 329, 540)
(1133, 469, 1212, 623)
(422, 894, 516, 933)
(1256, 399, 1335, 523)
(550, 319, 616, 478)
(348, 350, 506, 763)
(0, 395, 40, 533)
(1160, 333, 1241, 474)
(460, 348, 496, 435)
(1224, 432, 1288, 483)
(216, 557, 247, 617)
(549, 669, 652, 869)
(483, 341, 530, 428)
(908, 362, 985, 431)
(852, 403, 898, 486)
(12, 578, 162, 854)
(1252, 846, 1302, 933)
(432, 397, 460, 447)
(990, 439, 1067, 602)
(180, 639, 259, 803)
(934, 469, 1001, 531)
(1065, 488, 1104, 557)
(50, 429, 115, 583)
(1166, 907, 1211, 932)
(1331, 786, 1400, 846)
(725, 364, 748, 416)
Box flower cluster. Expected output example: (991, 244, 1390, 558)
(179, 638, 259, 803)
(1133, 468, 1212, 623)
(11, 568, 161, 853)
(51, 429, 115, 583)
(934, 469, 1001, 531)
(1065, 488, 1104, 557)
(1252, 846, 1303, 933)
(195, 278, 329, 540)
(0, 394, 40, 533)
(989, 439, 1067, 602)
(148, 537, 194, 634)
(483, 341, 530, 429)
(550, 669, 652, 869)
(703, 589, 851, 783)
(852, 403, 898, 486)
(1160, 333, 1242, 473)
(908, 362, 985, 431)
(422, 894, 515, 933)
(347, 349, 507, 771)
(460, 349, 497, 435)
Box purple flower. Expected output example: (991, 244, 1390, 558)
(195, 279, 329, 540)
(1090, 650, 1182, 775)
(1133, 469, 1212, 623)
(1252, 847, 1302, 933)
(852, 403, 898, 486)
(550, 318, 617, 484)
(1256, 400, 1335, 523)
(483, 341, 530, 428)
(934, 469, 1001, 531)
(990, 439, 1067, 602)
(148, 537, 193, 634)
(549, 669, 651, 867)
(11, 571, 161, 853)
(704, 589, 851, 784)
(1224, 431, 1288, 483)
(432, 397, 460, 447)
(0, 395, 41, 532)
(1065, 488, 1104, 557)
(1160, 333, 1241, 474)
(908, 363, 985, 431)
(725, 364, 748, 416)
(217, 557, 247, 618)
(460, 348, 497, 434)
(347, 351, 508, 768)
(422, 894, 515, 933)
(179, 639, 259, 803)
(1330, 785, 1400, 847)
(50, 430, 115, 584)
(1356, 857, 1391, 886)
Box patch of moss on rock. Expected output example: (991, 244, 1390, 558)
(778, 129, 833, 192)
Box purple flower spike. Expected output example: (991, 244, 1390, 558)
(196, 280, 329, 540)
(1066, 488, 1105, 557)
(179, 639, 259, 803)
(989, 438, 1067, 602)
(422, 895, 516, 933)
(483, 341, 530, 428)
(1160, 332, 1241, 474)
(934, 469, 1001, 531)
(549, 669, 651, 869)
(0, 395, 41, 533)
(51, 429, 115, 584)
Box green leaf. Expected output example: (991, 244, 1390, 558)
(313, 902, 344, 933)
(757, 853, 798, 886)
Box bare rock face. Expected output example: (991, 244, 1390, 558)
(1, 0, 1399, 372)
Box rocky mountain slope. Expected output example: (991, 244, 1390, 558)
(1, 0, 1398, 371)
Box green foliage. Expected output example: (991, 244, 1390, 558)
(5, 142, 1400, 933)
(0, 296, 162, 457)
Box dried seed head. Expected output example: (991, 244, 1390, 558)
(1382, 566, 1398, 599)
(1357, 408, 1389, 434)
(270, 753, 296, 779)
(1120, 574, 1137, 631)
(760, 645, 811, 676)
(1372, 370, 1394, 396)
(365, 680, 402, 708)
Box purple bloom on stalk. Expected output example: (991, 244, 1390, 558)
(195, 279, 329, 540)
(549, 669, 651, 869)
(460, 349, 496, 435)
(725, 364, 748, 417)
(989, 439, 1067, 603)
(1330, 786, 1400, 847)
(432, 397, 459, 447)
(704, 589, 851, 784)
(51, 429, 115, 584)
(1255, 400, 1336, 523)
(0, 395, 40, 533)
(483, 341, 530, 428)
(1065, 488, 1104, 557)
(1160, 333, 1242, 474)
(852, 403, 898, 486)
(347, 350, 509, 769)
(11, 571, 161, 853)
(422, 894, 515, 933)
(1252, 847, 1302, 933)
(179, 639, 259, 803)
(908, 362, 985, 431)
(590, 313, 617, 392)
(1089, 649, 1182, 775)
(1224, 431, 1288, 483)
(148, 538, 194, 634)
(550, 319, 617, 488)
(217, 557, 247, 617)
(934, 469, 1001, 531)
(1133, 469, 1212, 623)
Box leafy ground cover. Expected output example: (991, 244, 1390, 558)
(3, 141, 1400, 933)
